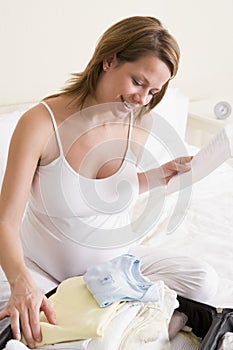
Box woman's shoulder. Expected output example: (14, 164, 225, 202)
(20, 93, 75, 126)
(14, 102, 57, 146)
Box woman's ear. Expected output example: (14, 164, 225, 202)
(103, 54, 117, 71)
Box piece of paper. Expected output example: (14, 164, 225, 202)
(167, 124, 233, 194)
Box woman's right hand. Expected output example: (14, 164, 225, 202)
(0, 273, 56, 348)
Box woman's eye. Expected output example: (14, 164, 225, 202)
(133, 78, 143, 86)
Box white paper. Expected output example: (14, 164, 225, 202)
(167, 124, 233, 194)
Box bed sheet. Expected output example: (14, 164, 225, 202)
(138, 154, 233, 309)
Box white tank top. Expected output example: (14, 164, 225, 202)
(21, 101, 139, 281)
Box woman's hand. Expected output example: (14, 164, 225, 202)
(0, 272, 56, 348)
(161, 156, 193, 184)
(138, 156, 193, 193)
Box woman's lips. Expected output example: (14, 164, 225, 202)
(120, 95, 138, 110)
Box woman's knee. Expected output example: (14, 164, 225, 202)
(129, 247, 219, 303)
(188, 260, 219, 303)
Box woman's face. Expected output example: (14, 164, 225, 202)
(95, 54, 171, 109)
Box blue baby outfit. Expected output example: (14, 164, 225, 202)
(83, 254, 159, 307)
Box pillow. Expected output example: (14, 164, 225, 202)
(140, 88, 189, 170)
(153, 87, 189, 141)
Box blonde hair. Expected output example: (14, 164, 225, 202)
(56, 16, 180, 113)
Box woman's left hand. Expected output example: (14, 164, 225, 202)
(161, 156, 193, 184)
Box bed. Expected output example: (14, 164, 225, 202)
(1, 88, 233, 349)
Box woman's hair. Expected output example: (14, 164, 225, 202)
(56, 16, 180, 113)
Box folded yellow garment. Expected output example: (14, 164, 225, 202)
(22, 276, 122, 346)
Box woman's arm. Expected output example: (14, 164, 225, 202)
(138, 156, 192, 194)
(0, 105, 56, 347)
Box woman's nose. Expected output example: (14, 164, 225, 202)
(133, 92, 151, 106)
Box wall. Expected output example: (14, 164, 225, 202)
(0, 0, 232, 105)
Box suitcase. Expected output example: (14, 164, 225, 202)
(0, 293, 232, 350)
(199, 310, 233, 350)
(177, 295, 233, 350)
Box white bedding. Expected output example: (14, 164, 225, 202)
(139, 157, 233, 308)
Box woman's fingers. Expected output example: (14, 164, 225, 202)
(10, 309, 21, 341)
(20, 308, 35, 348)
(21, 295, 56, 347)
(178, 156, 193, 163)
(0, 291, 56, 348)
(162, 156, 193, 184)
(41, 296, 56, 325)
(28, 302, 42, 343)
(0, 305, 21, 341)
(0, 296, 43, 347)
(173, 156, 192, 173)
(175, 162, 191, 172)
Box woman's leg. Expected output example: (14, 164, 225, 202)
(129, 245, 219, 303)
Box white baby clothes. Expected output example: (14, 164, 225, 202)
(118, 280, 178, 350)
(36, 340, 91, 349)
(84, 253, 159, 307)
(87, 280, 178, 350)
(87, 302, 141, 350)
(5, 340, 28, 350)
(5, 339, 91, 350)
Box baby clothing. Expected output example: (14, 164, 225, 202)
(19, 278, 176, 350)
(5, 339, 90, 350)
(84, 253, 159, 307)
(118, 280, 178, 350)
(87, 302, 142, 350)
(23, 276, 122, 347)
(88, 280, 178, 350)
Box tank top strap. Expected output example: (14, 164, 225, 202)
(125, 110, 137, 162)
(40, 101, 64, 156)
(128, 110, 134, 142)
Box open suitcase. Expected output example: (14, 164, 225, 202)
(177, 296, 233, 350)
(0, 293, 232, 350)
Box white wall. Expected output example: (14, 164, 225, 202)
(0, 0, 232, 105)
